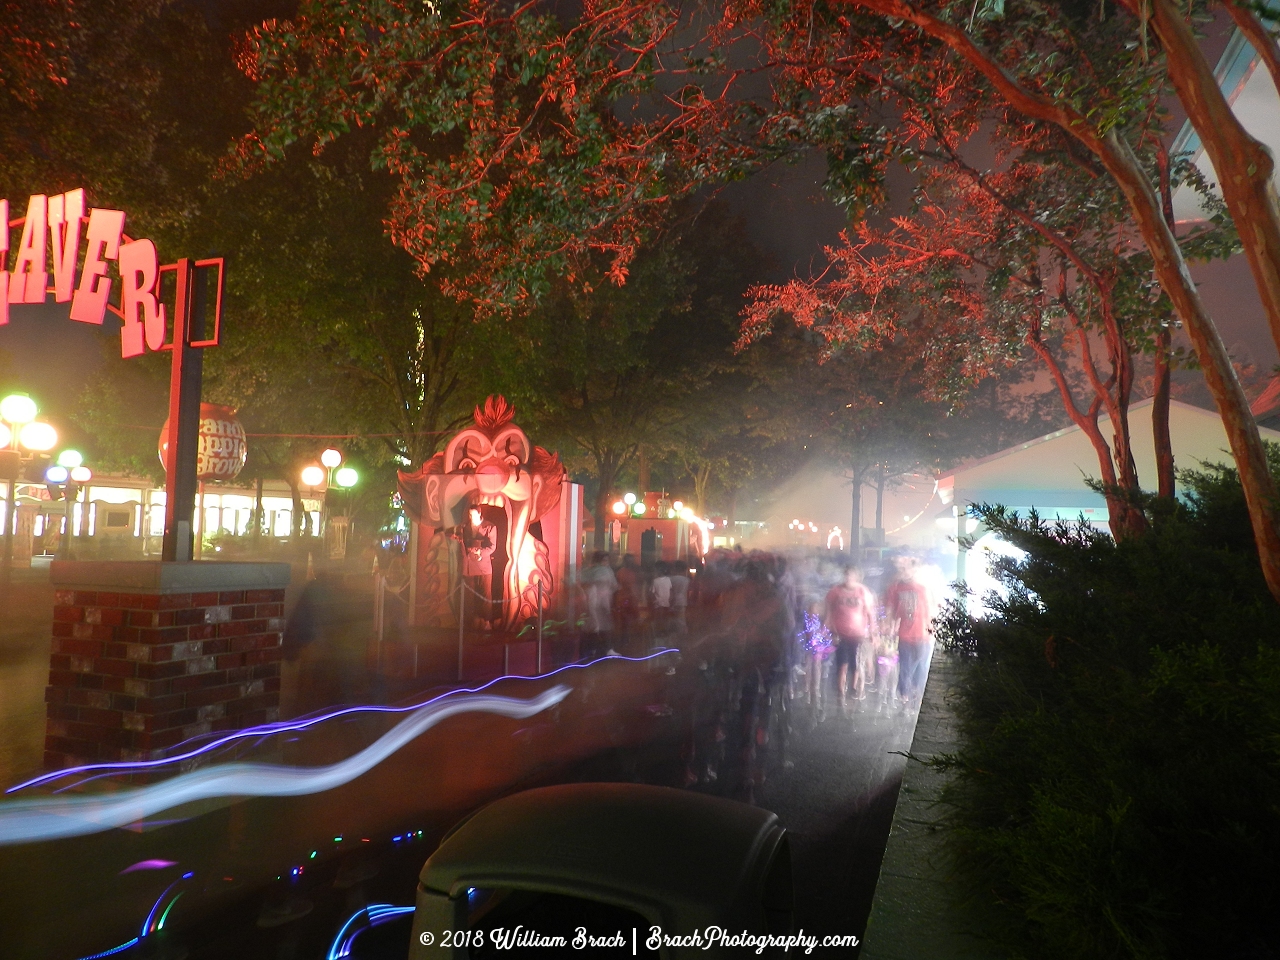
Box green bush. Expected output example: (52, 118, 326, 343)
(937, 450, 1280, 960)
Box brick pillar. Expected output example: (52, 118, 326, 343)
(43, 561, 291, 770)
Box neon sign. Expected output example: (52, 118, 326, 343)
(0, 189, 222, 358)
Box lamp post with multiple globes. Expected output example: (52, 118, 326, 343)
(0, 394, 59, 591)
(300, 448, 359, 541)
(43, 449, 91, 560)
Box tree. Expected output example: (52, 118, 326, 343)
(493, 202, 765, 546)
(735, 321, 950, 547)
(230, 0, 1280, 595)
(651, 0, 1280, 595)
(831, 0, 1280, 595)
(743, 126, 1228, 537)
(233, 0, 713, 311)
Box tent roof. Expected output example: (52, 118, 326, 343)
(939, 398, 1280, 517)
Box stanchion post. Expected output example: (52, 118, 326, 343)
(457, 576, 465, 682)
(536, 580, 544, 674)
(373, 572, 384, 671)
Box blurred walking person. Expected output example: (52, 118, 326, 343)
(885, 555, 934, 706)
(579, 552, 618, 660)
(669, 562, 690, 637)
(650, 561, 673, 640)
(825, 564, 877, 713)
(615, 554, 642, 654)
(797, 600, 834, 715)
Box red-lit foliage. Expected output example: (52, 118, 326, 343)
(232, 0, 747, 311)
(0, 0, 73, 108)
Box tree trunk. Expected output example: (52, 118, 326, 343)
(848, 0, 1280, 599)
(592, 455, 622, 551)
(638, 447, 650, 494)
(850, 465, 864, 555)
(692, 463, 712, 516)
(253, 476, 265, 543)
(288, 478, 306, 540)
(1144, 0, 1280, 359)
(1152, 326, 1175, 500)
(875, 462, 886, 544)
(1102, 129, 1280, 596)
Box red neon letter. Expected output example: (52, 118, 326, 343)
(48, 189, 85, 303)
(8, 194, 48, 304)
(118, 238, 165, 358)
(69, 208, 125, 325)
(0, 198, 8, 325)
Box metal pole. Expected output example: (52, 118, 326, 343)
(374, 572, 384, 670)
(162, 259, 204, 562)
(2, 477, 13, 593)
(457, 575, 465, 682)
(536, 579, 544, 674)
(60, 483, 74, 559)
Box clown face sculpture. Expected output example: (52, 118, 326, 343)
(398, 396, 566, 630)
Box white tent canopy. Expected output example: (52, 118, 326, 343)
(938, 398, 1280, 523)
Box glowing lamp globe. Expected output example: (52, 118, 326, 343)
(335, 467, 358, 488)
(0, 394, 37, 424)
(632, 502, 647, 515)
(623, 492, 637, 505)
(57, 449, 83, 469)
(672, 500, 683, 511)
(18, 421, 57, 451)
(300, 465, 326, 487)
(45, 465, 69, 484)
(321, 448, 343, 469)
(611, 500, 627, 516)
(679, 507, 695, 522)
(69, 466, 91, 483)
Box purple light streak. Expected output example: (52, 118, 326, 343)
(119, 859, 178, 874)
(0, 686, 569, 844)
(8, 649, 678, 795)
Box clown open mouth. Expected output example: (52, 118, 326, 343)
(398, 396, 565, 630)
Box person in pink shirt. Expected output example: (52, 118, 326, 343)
(824, 565, 877, 711)
(884, 555, 934, 705)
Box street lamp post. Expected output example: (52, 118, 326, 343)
(301, 450, 359, 561)
(1, 394, 58, 591)
(45, 451, 91, 561)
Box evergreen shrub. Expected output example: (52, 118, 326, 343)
(936, 449, 1280, 960)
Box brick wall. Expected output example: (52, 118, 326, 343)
(44, 586, 286, 769)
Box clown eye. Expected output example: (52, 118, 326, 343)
(505, 455, 520, 466)
(458, 458, 477, 470)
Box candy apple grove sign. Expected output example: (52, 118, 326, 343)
(1, 188, 226, 562)
(0, 189, 223, 357)
(158, 404, 248, 482)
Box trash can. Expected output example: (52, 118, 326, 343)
(407, 783, 792, 958)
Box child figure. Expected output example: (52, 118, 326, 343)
(797, 602, 834, 710)
(873, 634, 900, 715)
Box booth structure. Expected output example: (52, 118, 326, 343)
(1, 475, 323, 561)
(397, 397, 586, 631)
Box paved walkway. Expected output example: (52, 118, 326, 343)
(859, 649, 1005, 960)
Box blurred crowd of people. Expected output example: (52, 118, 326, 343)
(573, 546, 941, 713)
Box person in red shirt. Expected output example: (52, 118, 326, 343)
(884, 555, 934, 705)
(824, 565, 877, 711)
